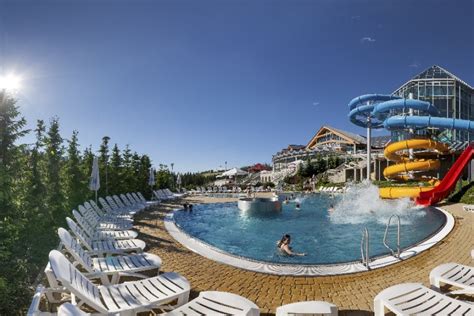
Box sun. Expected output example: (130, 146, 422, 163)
(0, 74, 21, 92)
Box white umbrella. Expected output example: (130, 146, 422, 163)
(89, 156, 100, 203)
(148, 167, 155, 186)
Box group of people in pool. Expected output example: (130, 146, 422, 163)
(182, 203, 193, 211)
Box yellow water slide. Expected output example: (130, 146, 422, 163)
(379, 139, 450, 199)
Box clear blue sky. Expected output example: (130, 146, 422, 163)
(1, 0, 473, 172)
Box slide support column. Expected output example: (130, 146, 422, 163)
(367, 117, 372, 181)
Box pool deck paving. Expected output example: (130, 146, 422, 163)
(135, 195, 473, 315)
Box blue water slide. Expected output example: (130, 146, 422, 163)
(384, 116, 474, 131)
(372, 99, 439, 118)
(348, 94, 400, 128)
(349, 93, 474, 132)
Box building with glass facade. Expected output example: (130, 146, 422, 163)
(392, 65, 474, 144)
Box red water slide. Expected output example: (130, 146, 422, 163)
(416, 143, 474, 206)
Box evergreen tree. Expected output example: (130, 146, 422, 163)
(81, 145, 95, 200)
(130, 152, 142, 191)
(21, 120, 50, 277)
(121, 144, 133, 192)
(65, 130, 86, 210)
(109, 143, 122, 194)
(26, 120, 47, 210)
(0, 92, 29, 312)
(138, 154, 152, 197)
(45, 117, 65, 225)
(98, 136, 110, 196)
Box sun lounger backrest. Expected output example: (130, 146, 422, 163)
(49, 250, 107, 313)
(132, 192, 142, 202)
(113, 195, 125, 208)
(120, 194, 132, 206)
(106, 196, 119, 209)
(99, 197, 114, 214)
(126, 193, 137, 203)
(89, 200, 102, 213)
(66, 218, 93, 251)
(136, 192, 146, 202)
(58, 228, 94, 273)
(85, 201, 105, 218)
(72, 210, 96, 238)
(78, 205, 100, 227)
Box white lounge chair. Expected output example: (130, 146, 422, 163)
(78, 204, 133, 231)
(166, 291, 259, 316)
(56, 228, 161, 284)
(276, 301, 338, 316)
(57, 291, 259, 316)
(66, 218, 145, 256)
(462, 205, 474, 212)
(72, 210, 138, 240)
(97, 197, 131, 216)
(429, 262, 474, 295)
(374, 283, 473, 315)
(48, 250, 190, 315)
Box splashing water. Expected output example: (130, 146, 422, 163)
(330, 181, 426, 225)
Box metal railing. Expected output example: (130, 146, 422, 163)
(383, 215, 401, 258)
(360, 227, 370, 269)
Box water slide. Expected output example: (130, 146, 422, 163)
(416, 144, 474, 205)
(349, 94, 474, 203)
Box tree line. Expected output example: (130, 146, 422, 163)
(0, 92, 153, 313)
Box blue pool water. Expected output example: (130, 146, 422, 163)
(174, 190, 446, 265)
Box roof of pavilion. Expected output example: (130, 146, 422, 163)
(306, 125, 366, 149)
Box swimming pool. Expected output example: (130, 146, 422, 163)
(172, 192, 447, 267)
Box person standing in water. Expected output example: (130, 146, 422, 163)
(277, 234, 305, 256)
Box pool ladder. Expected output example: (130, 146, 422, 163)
(360, 227, 370, 269)
(383, 215, 401, 259)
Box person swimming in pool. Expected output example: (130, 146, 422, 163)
(328, 204, 335, 212)
(276, 234, 305, 256)
(295, 203, 301, 210)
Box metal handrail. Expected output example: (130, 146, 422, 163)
(383, 215, 401, 258)
(360, 227, 370, 269)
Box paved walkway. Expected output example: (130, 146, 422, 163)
(135, 197, 473, 315)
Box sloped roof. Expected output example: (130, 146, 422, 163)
(394, 65, 473, 92)
(306, 125, 366, 149)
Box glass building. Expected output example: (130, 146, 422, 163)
(391, 65, 474, 144)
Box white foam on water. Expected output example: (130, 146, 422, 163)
(329, 181, 425, 225)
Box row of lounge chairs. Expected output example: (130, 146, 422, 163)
(317, 186, 344, 193)
(153, 188, 183, 201)
(191, 186, 243, 194)
(28, 191, 474, 315)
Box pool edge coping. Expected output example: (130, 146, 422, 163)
(163, 206, 454, 276)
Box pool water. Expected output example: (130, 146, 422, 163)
(173, 193, 446, 265)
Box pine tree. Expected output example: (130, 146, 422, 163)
(24, 120, 47, 211)
(130, 152, 141, 192)
(0, 92, 29, 312)
(109, 143, 122, 194)
(45, 117, 65, 226)
(65, 130, 86, 210)
(20, 120, 50, 274)
(98, 136, 110, 196)
(138, 154, 152, 197)
(121, 144, 133, 192)
(81, 145, 95, 200)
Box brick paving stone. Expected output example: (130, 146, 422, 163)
(135, 197, 474, 315)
